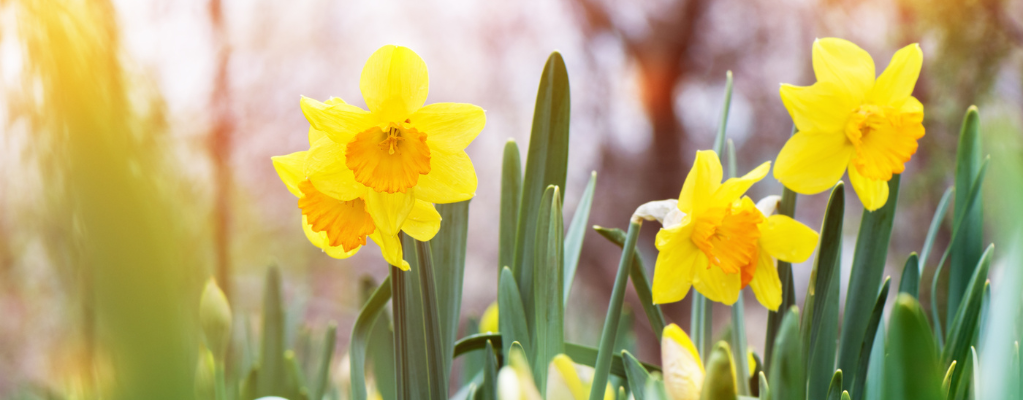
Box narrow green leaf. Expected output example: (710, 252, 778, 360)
(765, 178, 798, 368)
(942, 245, 993, 370)
(411, 239, 450, 399)
(532, 185, 565, 392)
(513, 52, 571, 331)
(483, 340, 498, 400)
(369, 313, 396, 400)
(713, 70, 734, 154)
(451, 333, 662, 378)
(842, 391, 850, 400)
(590, 221, 642, 400)
(863, 324, 885, 400)
(949, 346, 973, 400)
(619, 386, 627, 400)
(726, 138, 738, 179)
(594, 226, 666, 341)
(850, 277, 890, 400)
(942, 361, 957, 398)
(949, 106, 984, 329)
(500, 139, 523, 271)
(622, 350, 651, 400)
(644, 378, 669, 400)
(701, 341, 738, 400)
(564, 172, 597, 304)
(919, 186, 954, 270)
(838, 174, 901, 391)
(390, 264, 412, 400)
(827, 370, 843, 400)
(310, 323, 336, 400)
(432, 200, 471, 379)
(730, 295, 751, 396)
(970, 347, 980, 400)
(899, 253, 920, 298)
(885, 294, 943, 400)
(462, 318, 483, 386)
(258, 266, 288, 396)
(768, 307, 804, 400)
(498, 267, 531, 358)
(758, 372, 768, 400)
(802, 182, 844, 400)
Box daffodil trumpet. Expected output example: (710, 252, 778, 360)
(649, 150, 819, 310)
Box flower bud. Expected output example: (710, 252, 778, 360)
(194, 348, 215, 400)
(200, 277, 232, 359)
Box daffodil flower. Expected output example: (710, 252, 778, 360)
(495, 346, 613, 400)
(661, 323, 705, 400)
(775, 38, 924, 211)
(649, 150, 818, 310)
(296, 45, 484, 268)
(271, 147, 440, 270)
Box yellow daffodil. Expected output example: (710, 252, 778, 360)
(775, 38, 924, 211)
(495, 347, 613, 400)
(661, 323, 704, 400)
(272, 147, 440, 270)
(649, 150, 818, 310)
(295, 45, 485, 268)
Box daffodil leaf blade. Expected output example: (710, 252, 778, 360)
(898, 253, 920, 298)
(621, 350, 651, 400)
(837, 174, 901, 391)
(483, 340, 498, 400)
(949, 106, 984, 329)
(804, 182, 844, 400)
(431, 200, 471, 378)
(729, 295, 752, 396)
(594, 226, 666, 342)
(850, 277, 890, 400)
(942, 245, 993, 373)
(884, 294, 943, 400)
(768, 307, 805, 400)
(531, 185, 564, 393)
(563, 171, 596, 305)
(500, 140, 523, 271)
(827, 369, 843, 400)
(512, 51, 571, 333)
(701, 342, 739, 400)
(764, 176, 798, 369)
(256, 266, 289, 396)
(309, 323, 337, 400)
(348, 275, 392, 400)
(498, 267, 532, 360)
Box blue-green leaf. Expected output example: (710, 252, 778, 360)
(589, 221, 642, 400)
(885, 294, 942, 400)
(593, 226, 666, 341)
(622, 350, 651, 400)
(768, 307, 804, 400)
(350, 276, 392, 400)
(532, 185, 565, 392)
(564, 172, 596, 304)
(949, 106, 984, 329)
(899, 253, 920, 298)
(432, 201, 470, 380)
(802, 182, 844, 400)
(850, 277, 890, 400)
(498, 267, 531, 360)
(500, 140, 523, 271)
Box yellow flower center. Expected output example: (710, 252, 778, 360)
(297, 179, 376, 251)
(844, 104, 921, 181)
(345, 122, 431, 193)
(691, 199, 763, 287)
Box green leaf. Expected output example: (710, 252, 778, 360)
(863, 324, 885, 400)
(949, 106, 984, 329)
(714, 71, 734, 154)
(532, 185, 565, 392)
(513, 52, 571, 331)
(590, 221, 643, 400)
(622, 350, 651, 400)
(885, 294, 943, 400)
(643, 377, 669, 400)
(898, 253, 920, 298)
(564, 172, 596, 304)
(431, 200, 471, 379)
(768, 307, 804, 400)
(850, 277, 890, 400)
(389, 264, 413, 400)
(369, 313, 396, 400)
(765, 177, 798, 369)
(730, 295, 751, 396)
(942, 361, 957, 398)
(410, 239, 449, 399)
(483, 340, 498, 400)
(802, 182, 844, 400)
(310, 323, 336, 400)
(942, 245, 993, 375)
(462, 318, 483, 386)
(498, 267, 532, 358)
(837, 174, 901, 391)
(257, 266, 288, 397)
(501, 139, 523, 271)
(949, 347, 973, 400)
(594, 226, 666, 341)
(758, 372, 768, 400)
(701, 341, 738, 400)
(919, 186, 953, 270)
(827, 370, 843, 400)
(451, 333, 661, 378)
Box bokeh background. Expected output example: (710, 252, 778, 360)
(2, 0, 1022, 398)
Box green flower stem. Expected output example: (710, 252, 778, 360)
(391, 264, 410, 400)
(589, 220, 642, 400)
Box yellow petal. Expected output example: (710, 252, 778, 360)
(305, 137, 367, 201)
(848, 162, 889, 211)
(300, 96, 375, 144)
(713, 161, 770, 205)
(411, 103, 486, 153)
(780, 81, 858, 134)
(652, 224, 701, 304)
(401, 200, 442, 242)
(301, 215, 360, 259)
(479, 302, 499, 334)
(308, 97, 356, 145)
(272, 151, 308, 197)
(365, 189, 416, 237)
(759, 215, 819, 263)
(547, 354, 587, 400)
(678, 150, 723, 214)
(360, 45, 429, 123)
(869, 43, 923, 106)
(415, 150, 478, 204)
(369, 230, 409, 270)
(812, 38, 875, 101)
(749, 247, 782, 311)
(662, 323, 704, 400)
(692, 257, 742, 305)
(774, 131, 855, 195)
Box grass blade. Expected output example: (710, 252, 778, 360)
(432, 201, 471, 379)
(589, 221, 642, 400)
(564, 172, 597, 304)
(885, 294, 943, 400)
(513, 52, 571, 331)
(501, 140, 523, 271)
(850, 277, 890, 400)
(899, 253, 920, 298)
(949, 106, 984, 328)
(803, 182, 845, 400)
(838, 174, 901, 391)
(498, 267, 532, 358)
(593, 226, 667, 341)
(768, 307, 804, 400)
(532, 186, 565, 392)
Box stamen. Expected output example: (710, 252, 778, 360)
(379, 126, 405, 155)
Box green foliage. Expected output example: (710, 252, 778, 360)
(593, 226, 667, 341)
(702, 342, 738, 400)
(768, 307, 804, 400)
(532, 186, 565, 392)
(885, 295, 943, 400)
(949, 107, 984, 327)
(564, 172, 597, 304)
(801, 182, 844, 400)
